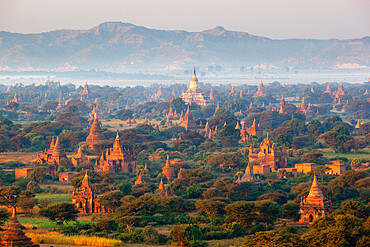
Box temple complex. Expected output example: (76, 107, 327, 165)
(36, 136, 67, 166)
(71, 172, 106, 213)
(180, 70, 207, 106)
(162, 155, 175, 181)
(71, 146, 88, 167)
(95, 131, 137, 173)
(179, 106, 197, 131)
(253, 81, 267, 97)
(86, 114, 106, 149)
(239, 123, 251, 143)
(0, 208, 39, 247)
(248, 134, 287, 172)
(299, 173, 332, 223)
(246, 119, 263, 137)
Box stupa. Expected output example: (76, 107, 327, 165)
(86, 114, 106, 149)
(253, 81, 267, 97)
(299, 173, 332, 223)
(162, 155, 175, 181)
(179, 106, 197, 131)
(180, 69, 207, 106)
(0, 208, 40, 247)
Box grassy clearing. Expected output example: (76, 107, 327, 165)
(207, 236, 245, 247)
(18, 217, 58, 229)
(0, 152, 38, 163)
(27, 232, 123, 247)
(320, 148, 370, 161)
(36, 193, 72, 203)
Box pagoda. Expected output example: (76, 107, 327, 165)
(334, 82, 346, 98)
(86, 114, 106, 149)
(253, 81, 267, 97)
(230, 85, 236, 95)
(157, 178, 166, 196)
(134, 172, 145, 185)
(277, 95, 286, 112)
(155, 85, 163, 100)
(0, 208, 39, 247)
(297, 97, 307, 114)
(71, 146, 88, 167)
(180, 69, 207, 106)
(162, 155, 175, 181)
(299, 173, 332, 223)
(237, 163, 260, 186)
(246, 119, 263, 137)
(248, 134, 287, 172)
(179, 106, 197, 131)
(80, 82, 90, 96)
(323, 83, 332, 94)
(71, 171, 106, 213)
(209, 89, 215, 100)
(239, 123, 251, 143)
(95, 130, 137, 173)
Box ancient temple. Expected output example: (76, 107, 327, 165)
(86, 114, 106, 149)
(246, 119, 263, 137)
(162, 155, 175, 181)
(36, 136, 67, 168)
(277, 95, 286, 112)
(157, 178, 166, 196)
(134, 172, 145, 185)
(230, 85, 236, 95)
(155, 85, 163, 100)
(180, 70, 207, 106)
(236, 163, 260, 185)
(323, 83, 332, 94)
(253, 81, 267, 97)
(80, 82, 90, 96)
(71, 146, 88, 167)
(334, 82, 346, 98)
(248, 134, 287, 172)
(299, 173, 332, 223)
(95, 131, 137, 173)
(297, 97, 307, 114)
(239, 123, 251, 143)
(179, 106, 197, 131)
(0, 208, 39, 247)
(71, 172, 106, 214)
(209, 88, 215, 100)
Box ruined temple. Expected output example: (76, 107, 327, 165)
(180, 70, 207, 106)
(71, 172, 106, 214)
(246, 119, 263, 137)
(299, 173, 332, 223)
(95, 131, 137, 173)
(86, 114, 106, 149)
(248, 134, 287, 172)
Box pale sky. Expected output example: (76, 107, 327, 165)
(0, 0, 369, 39)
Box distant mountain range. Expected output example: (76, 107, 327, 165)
(0, 22, 369, 71)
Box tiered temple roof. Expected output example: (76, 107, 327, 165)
(86, 114, 106, 149)
(247, 119, 263, 137)
(1, 208, 39, 247)
(299, 173, 332, 223)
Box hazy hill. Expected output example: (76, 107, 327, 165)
(0, 22, 369, 70)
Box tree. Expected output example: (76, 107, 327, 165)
(225, 201, 256, 228)
(0, 185, 22, 211)
(350, 158, 361, 170)
(218, 124, 240, 147)
(98, 190, 123, 212)
(30, 166, 49, 183)
(0, 208, 11, 226)
(196, 199, 227, 224)
(40, 202, 78, 225)
(206, 153, 241, 169)
(118, 183, 132, 196)
(255, 200, 282, 225)
(301, 151, 327, 165)
(17, 197, 37, 216)
(10, 135, 31, 151)
(337, 200, 368, 218)
(282, 202, 300, 221)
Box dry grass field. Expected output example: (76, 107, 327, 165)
(0, 152, 38, 163)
